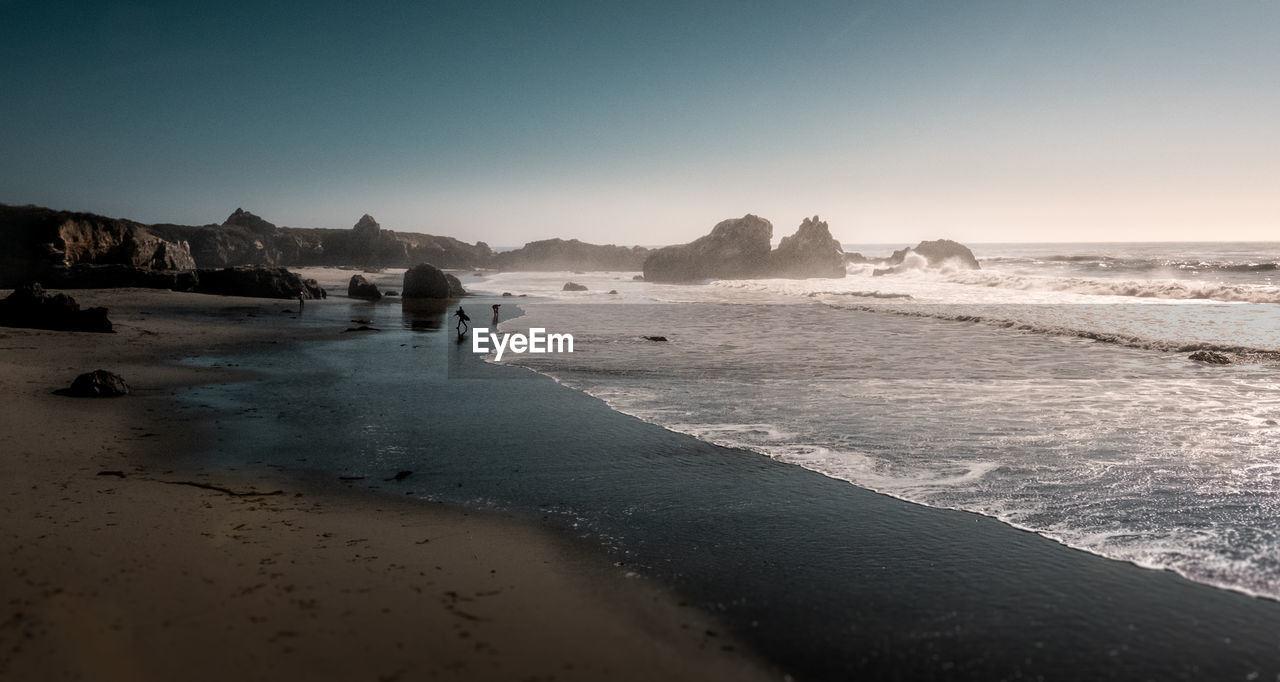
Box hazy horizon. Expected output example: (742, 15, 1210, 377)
(2, 1, 1276, 246)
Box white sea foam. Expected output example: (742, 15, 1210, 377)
(476, 243, 1280, 601)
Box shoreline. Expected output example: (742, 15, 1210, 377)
(175, 282, 1280, 681)
(0, 287, 776, 681)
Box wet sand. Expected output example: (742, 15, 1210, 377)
(0, 288, 775, 681)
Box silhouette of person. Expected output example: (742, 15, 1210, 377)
(491, 303, 500, 326)
(297, 291, 305, 311)
(453, 306, 470, 335)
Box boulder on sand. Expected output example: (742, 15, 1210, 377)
(60, 369, 130, 397)
(563, 282, 588, 291)
(0, 283, 113, 332)
(403, 263, 453, 298)
(347, 274, 382, 300)
(194, 266, 324, 299)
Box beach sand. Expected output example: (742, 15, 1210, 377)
(0, 288, 776, 682)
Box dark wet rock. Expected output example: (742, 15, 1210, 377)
(0, 283, 113, 332)
(632, 275, 645, 281)
(769, 216, 846, 278)
(886, 239, 980, 270)
(642, 214, 773, 283)
(501, 292, 513, 297)
(563, 282, 588, 291)
(384, 290, 399, 297)
(445, 273, 466, 297)
(343, 325, 380, 332)
(643, 335, 668, 342)
(402, 263, 452, 298)
(60, 369, 130, 397)
(194, 266, 323, 299)
(1189, 350, 1231, 365)
(347, 274, 382, 300)
(608, 289, 618, 295)
(389, 470, 413, 481)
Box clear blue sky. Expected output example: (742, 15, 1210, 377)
(2, 1, 1276, 245)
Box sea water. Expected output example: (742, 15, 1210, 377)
(478, 242, 1280, 602)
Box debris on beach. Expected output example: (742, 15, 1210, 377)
(58, 369, 130, 397)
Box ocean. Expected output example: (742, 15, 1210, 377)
(181, 242, 1280, 679)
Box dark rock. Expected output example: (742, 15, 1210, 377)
(384, 290, 399, 297)
(62, 369, 130, 397)
(445, 273, 467, 297)
(632, 275, 645, 281)
(643, 336, 668, 342)
(402, 263, 452, 298)
(642, 214, 773, 283)
(886, 240, 980, 270)
(389, 470, 413, 481)
(224, 208, 277, 236)
(769, 216, 846, 278)
(353, 214, 381, 238)
(608, 289, 618, 295)
(1189, 350, 1231, 364)
(494, 239, 650, 271)
(0, 283, 113, 332)
(501, 292, 513, 297)
(563, 282, 588, 291)
(344, 325, 380, 332)
(347, 274, 382, 300)
(194, 266, 323, 299)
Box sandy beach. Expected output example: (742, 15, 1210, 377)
(0, 287, 775, 682)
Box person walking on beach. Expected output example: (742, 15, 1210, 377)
(453, 305, 470, 335)
(491, 303, 500, 326)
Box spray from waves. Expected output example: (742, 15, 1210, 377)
(983, 254, 1280, 273)
(942, 270, 1280, 303)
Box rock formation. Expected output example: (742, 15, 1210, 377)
(769, 216, 846, 278)
(223, 208, 277, 235)
(402, 263, 453, 298)
(0, 283, 113, 332)
(876, 240, 981, 271)
(347, 274, 382, 300)
(563, 282, 588, 291)
(495, 239, 650, 271)
(0, 205, 197, 287)
(642, 214, 774, 283)
(194, 267, 325, 300)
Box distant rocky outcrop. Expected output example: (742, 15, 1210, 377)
(194, 267, 324, 300)
(889, 240, 980, 270)
(563, 282, 588, 291)
(642, 214, 774, 283)
(403, 263, 453, 299)
(769, 216, 846, 278)
(347, 274, 382, 300)
(495, 239, 650, 271)
(224, 208, 277, 235)
(0, 283, 113, 332)
(60, 370, 130, 397)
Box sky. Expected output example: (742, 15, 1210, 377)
(1, 1, 1277, 246)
